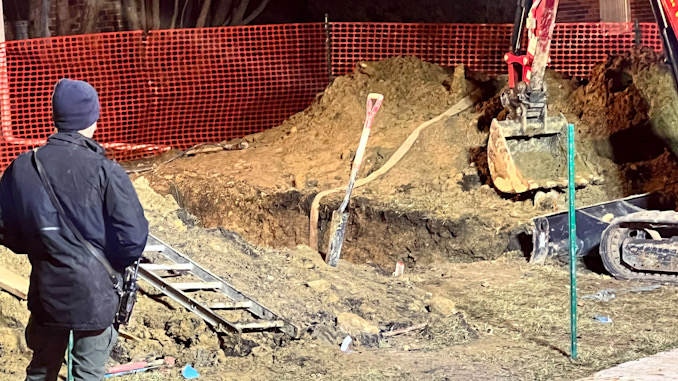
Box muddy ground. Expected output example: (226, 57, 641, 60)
(4, 181, 678, 380)
(3, 48, 678, 380)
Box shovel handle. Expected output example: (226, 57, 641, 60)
(351, 93, 384, 172)
(338, 93, 383, 213)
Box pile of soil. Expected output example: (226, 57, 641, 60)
(570, 47, 678, 199)
(144, 53, 658, 269)
(6, 185, 678, 379)
(0, 178, 475, 379)
(146, 57, 532, 268)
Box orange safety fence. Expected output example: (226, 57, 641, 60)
(0, 22, 663, 170)
(330, 23, 661, 77)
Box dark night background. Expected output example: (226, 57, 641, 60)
(255, 0, 515, 24)
(2, 0, 516, 24)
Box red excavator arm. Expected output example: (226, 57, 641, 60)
(502, 0, 559, 122)
(487, 0, 588, 195)
(505, 0, 558, 93)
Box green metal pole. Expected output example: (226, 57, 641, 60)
(68, 330, 74, 381)
(568, 123, 578, 359)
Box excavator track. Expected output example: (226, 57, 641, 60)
(601, 210, 678, 283)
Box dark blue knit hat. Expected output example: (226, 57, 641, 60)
(52, 79, 100, 131)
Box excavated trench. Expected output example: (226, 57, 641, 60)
(158, 182, 518, 271)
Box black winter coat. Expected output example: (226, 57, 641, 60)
(0, 132, 148, 330)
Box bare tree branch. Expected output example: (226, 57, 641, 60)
(241, 0, 269, 25)
(230, 0, 250, 26)
(180, 0, 191, 28)
(220, 16, 232, 27)
(152, 0, 160, 30)
(196, 0, 212, 28)
(170, 0, 180, 29)
(139, 0, 147, 30)
(144, 0, 154, 31)
(211, 0, 233, 27)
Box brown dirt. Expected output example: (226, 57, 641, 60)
(4, 49, 678, 379)
(144, 57, 538, 268)
(141, 53, 662, 270)
(4, 179, 678, 379)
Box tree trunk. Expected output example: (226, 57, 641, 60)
(122, 0, 141, 31)
(40, 0, 50, 37)
(241, 0, 269, 25)
(28, 0, 50, 38)
(139, 0, 147, 31)
(230, 0, 249, 26)
(152, 0, 160, 30)
(210, 0, 233, 27)
(180, 0, 194, 28)
(169, 0, 180, 29)
(144, 0, 153, 31)
(79, 0, 104, 35)
(196, 0, 212, 28)
(28, 0, 39, 38)
(55, 0, 70, 36)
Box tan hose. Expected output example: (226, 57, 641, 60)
(309, 88, 482, 251)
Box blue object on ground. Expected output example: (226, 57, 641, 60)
(593, 315, 613, 324)
(182, 364, 199, 379)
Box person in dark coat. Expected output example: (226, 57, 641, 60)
(0, 79, 149, 381)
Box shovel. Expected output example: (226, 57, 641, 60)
(325, 93, 384, 267)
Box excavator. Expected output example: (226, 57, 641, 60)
(491, 0, 678, 282)
(488, 0, 596, 194)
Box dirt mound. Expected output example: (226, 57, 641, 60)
(571, 47, 661, 139)
(566, 47, 678, 200)
(0, 178, 479, 379)
(147, 56, 541, 268)
(137, 51, 678, 271)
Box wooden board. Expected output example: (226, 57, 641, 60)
(578, 347, 678, 380)
(0, 266, 29, 299)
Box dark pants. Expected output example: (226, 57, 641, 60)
(25, 318, 118, 381)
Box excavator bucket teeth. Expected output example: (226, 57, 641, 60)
(488, 113, 594, 194)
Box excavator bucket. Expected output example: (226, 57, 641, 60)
(488, 113, 595, 194)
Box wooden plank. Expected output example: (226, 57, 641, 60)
(118, 329, 142, 342)
(578, 347, 678, 380)
(0, 266, 29, 299)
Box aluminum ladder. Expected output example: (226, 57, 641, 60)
(141, 234, 299, 338)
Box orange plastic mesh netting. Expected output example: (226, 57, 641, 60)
(0, 22, 661, 170)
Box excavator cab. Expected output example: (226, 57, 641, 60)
(488, 0, 595, 193)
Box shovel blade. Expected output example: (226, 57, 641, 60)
(326, 211, 349, 267)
